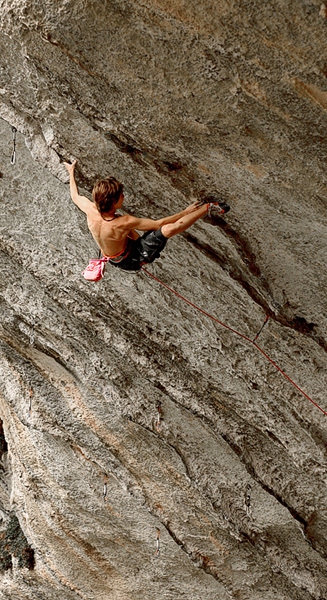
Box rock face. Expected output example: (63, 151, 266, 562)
(0, 1, 327, 598)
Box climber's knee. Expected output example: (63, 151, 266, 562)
(161, 221, 182, 238)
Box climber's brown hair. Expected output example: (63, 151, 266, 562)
(92, 177, 124, 215)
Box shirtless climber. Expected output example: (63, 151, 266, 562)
(64, 160, 230, 272)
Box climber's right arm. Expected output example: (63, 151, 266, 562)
(122, 202, 201, 232)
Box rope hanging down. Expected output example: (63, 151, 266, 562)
(141, 267, 327, 418)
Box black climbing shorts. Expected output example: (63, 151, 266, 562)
(110, 229, 168, 271)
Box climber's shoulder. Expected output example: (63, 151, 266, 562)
(74, 194, 95, 214)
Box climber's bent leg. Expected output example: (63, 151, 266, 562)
(110, 229, 168, 270)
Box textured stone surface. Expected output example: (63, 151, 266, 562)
(0, 1, 327, 598)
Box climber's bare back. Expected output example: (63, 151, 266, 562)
(82, 202, 136, 257)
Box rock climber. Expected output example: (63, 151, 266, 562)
(64, 160, 230, 271)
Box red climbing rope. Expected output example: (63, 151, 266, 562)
(141, 267, 327, 418)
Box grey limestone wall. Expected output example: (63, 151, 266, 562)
(0, 1, 327, 598)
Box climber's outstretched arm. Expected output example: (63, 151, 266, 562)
(124, 201, 203, 232)
(64, 161, 93, 214)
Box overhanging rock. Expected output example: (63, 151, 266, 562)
(0, 1, 327, 598)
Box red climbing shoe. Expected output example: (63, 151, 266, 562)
(197, 195, 230, 214)
(207, 201, 230, 216)
(198, 195, 230, 224)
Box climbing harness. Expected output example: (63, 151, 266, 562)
(82, 246, 132, 281)
(155, 528, 161, 557)
(11, 126, 17, 165)
(141, 267, 327, 418)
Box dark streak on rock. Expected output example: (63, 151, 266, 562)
(0, 421, 8, 457)
(184, 233, 326, 352)
(184, 230, 272, 311)
(0, 516, 34, 572)
(106, 133, 147, 167)
(40, 32, 102, 79)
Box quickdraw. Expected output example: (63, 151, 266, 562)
(11, 126, 17, 165)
